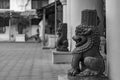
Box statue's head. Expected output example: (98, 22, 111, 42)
(57, 23, 67, 37)
(72, 25, 94, 42)
(75, 25, 93, 36)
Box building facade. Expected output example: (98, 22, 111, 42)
(0, 0, 48, 42)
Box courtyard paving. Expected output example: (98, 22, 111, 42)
(0, 43, 70, 80)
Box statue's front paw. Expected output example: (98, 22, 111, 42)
(68, 68, 80, 76)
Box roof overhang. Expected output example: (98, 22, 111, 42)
(36, 0, 62, 18)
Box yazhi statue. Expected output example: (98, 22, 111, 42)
(68, 10, 107, 79)
(68, 25, 105, 76)
(56, 23, 69, 51)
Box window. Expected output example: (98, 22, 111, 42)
(0, 0, 10, 9)
(0, 17, 9, 33)
(32, 0, 48, 9)
(0, 27, 6, 33)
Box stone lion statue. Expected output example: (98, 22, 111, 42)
(68, 25, 105, 76)
(56, 23, 68, 51)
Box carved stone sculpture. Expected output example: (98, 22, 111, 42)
(68, 10, 106, 77)
(68, 25, 105, 76)
(56, 23, 69, 51)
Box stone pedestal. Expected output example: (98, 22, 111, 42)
(58, 74, 109, 80)
(52, 51, 72, 64)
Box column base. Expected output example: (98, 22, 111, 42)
(43, 46, 55, 49)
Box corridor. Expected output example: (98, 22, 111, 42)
(0, 43, 70, 80)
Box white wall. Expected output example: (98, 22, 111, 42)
(0, 26, 10, 41)
(106, 0, 120, 80)
(31, 25, 39, 35)
(49, 0, 55, 4)
(67, 0, 104, 51)
(25, 26, 32, 37)
(10, 0, 31, 12)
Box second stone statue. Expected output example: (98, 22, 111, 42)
(56, 23, 69, 52)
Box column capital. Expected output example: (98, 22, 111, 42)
(60, 0, 67, 5)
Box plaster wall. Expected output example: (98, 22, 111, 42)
(106, 0, 120, 79)
(31, 25, 39, 35)
(0, 26, 10, 41)
(10, 0, 31, 11)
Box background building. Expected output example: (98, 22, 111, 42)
(0, 0, 48, 42)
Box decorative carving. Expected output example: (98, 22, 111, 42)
(68, 10, 106, 77)
(56, 23, 68, 51)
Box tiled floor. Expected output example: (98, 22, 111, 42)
(0, 43, 70, 80)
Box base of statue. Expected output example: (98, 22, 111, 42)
(58, 74, 109, 80)
(42, 46, 55, 49)
(52, 51, 72, 64)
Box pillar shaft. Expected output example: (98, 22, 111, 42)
(63, 5, 67, 23)
(39, 9, 46, 43)
(60, 0, 67, 23)
(106, 0, 120, 80)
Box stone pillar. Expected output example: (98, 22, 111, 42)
(60, 0, 67, 23)
(39, 9, 46, 43)
(106, 0, 120, 80)
(42, 9, 46, 45)
(39, 20, 44, 41)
